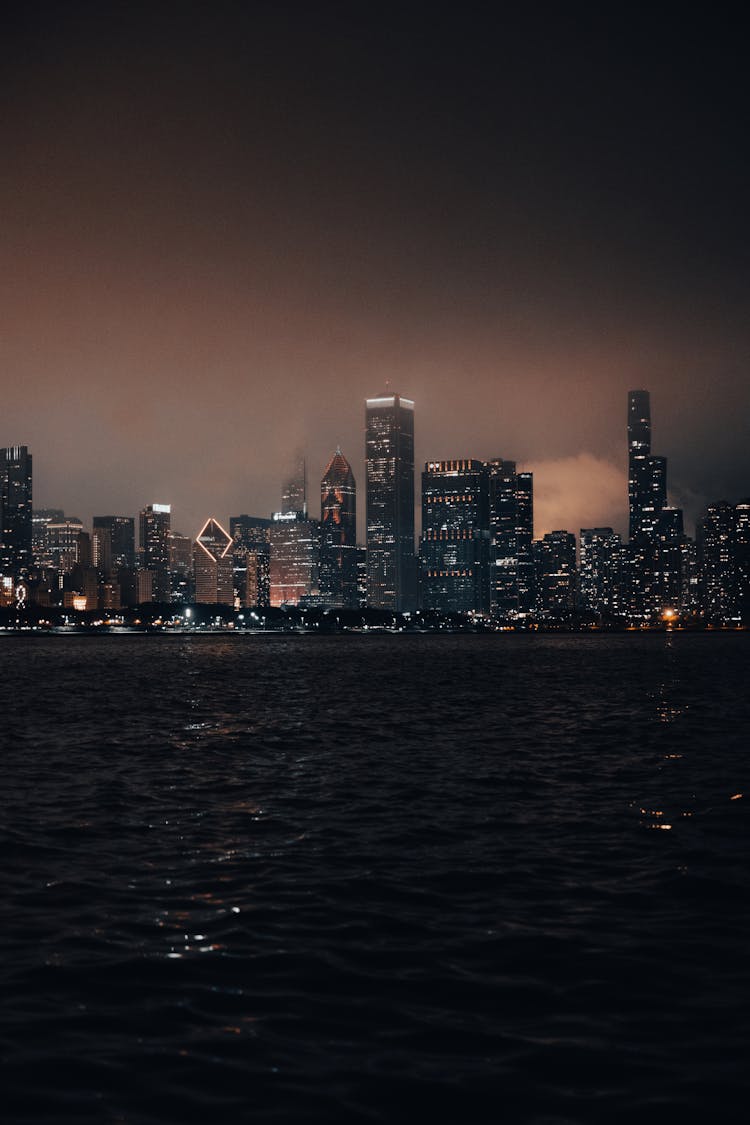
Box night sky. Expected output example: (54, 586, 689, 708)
(2, 2, 748, 539)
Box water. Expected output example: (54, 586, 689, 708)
(2, 633, 749, 1123)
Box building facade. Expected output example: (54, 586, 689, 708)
(420, 459, 489, 614)
(139, 503, 172, 602)
(319, 448, 357, 608)
(365, 392, 416, 611)
(1, 446, 33, 578)
(193, 518, 234, 604)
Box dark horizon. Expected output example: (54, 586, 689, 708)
(2, 3, 748, 539)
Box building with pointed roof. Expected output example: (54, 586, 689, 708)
(320, 448, 357, 608)
(193, 517, 234, 604)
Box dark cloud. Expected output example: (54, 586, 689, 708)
(2, 4, 748, 539)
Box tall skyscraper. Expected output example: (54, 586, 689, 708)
(230, 515, 272, 607)
(319, 448, 357, 608)
(139, 503, 172, 603)
(487, 459, 534, 619)
(365, 392, 416, 611)
(92, 516, 136, 576)
(534, 531, 577, 619)
(269, 512, 320, 606)
(1, 446, 33, 578)
(420, 459, 490, 614)
(579, 527, 623, 617)
(282, 452, 307, 516)
(193, 518, 234, 604)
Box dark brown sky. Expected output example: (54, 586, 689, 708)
(2, 2, 748, 539)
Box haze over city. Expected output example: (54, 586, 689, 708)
(2, 3, 747, 539)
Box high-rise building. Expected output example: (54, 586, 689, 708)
(282, 452, 307, 516)
(319, 448, 357, 608)
(32, 509, 64, 562)
(365, 392, 416, 611)
(230, 516, 272, 607)
(420, 459, 490, 614)
(534, 531, 577, 619)
(92, 516, 136, 576)
(139, 503, 172, 602)
(269, 511, 320, 606)
(579, 528, 623, 618)
(193, 518, 234, 604)
(1, 446, 33, 578)
(169, 532, 194, 602)
(487, 459, 534, 619)
(697, 501, 747, 624)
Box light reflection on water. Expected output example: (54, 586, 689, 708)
(2, 632, 749, 1123)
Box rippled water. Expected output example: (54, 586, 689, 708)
(2, 633, 749, 1123)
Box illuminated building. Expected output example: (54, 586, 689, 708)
(269, 512, 320, 606)
(139, 503, 172, 602)
(534, 531, 577, 619)
(32, 509, 64, 562)
(92, 516, 135, 575)
(420, 459, 490, 614)
(487, 459, 534, 619)
(119, 568, 153, 607)
(169, 532, 194, 602)
(193, 518, 234, 604)
(697, 500, 750, 624)
(319, 448, 357, 608)
(230, 516, 272, 607)
(365, 392, 416, 611)
(579, 528, 623, 618)
(41, 518, 84, 573)
(1, 446, 33, 578)
(282, 452, 307, 515)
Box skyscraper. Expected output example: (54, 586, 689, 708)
(193, 518, 234, 604)
(534, 531, 577, 619)
(487, 459, 534, 619)
(139, 503, 172, 603)
(230, 515, 272, 607)
(420, 459, 490, 614)
(282, 452, 307, 516)
(0, 446, 33, 578)
(269, 512, 320, 606)
(319, 448, 357, 608)
(92, 516, 136, 576)
(579, 527, 623, 618)
(626, 390, 686, 621)
(365, 392, 416, 611)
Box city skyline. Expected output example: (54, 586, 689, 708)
(2, 6, 748, 540)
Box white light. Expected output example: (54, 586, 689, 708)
(152, 503, 171, 513)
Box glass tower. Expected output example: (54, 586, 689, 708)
(365, 393, 415, 611)
(0, 446, 33, 578)
(319, 448, 357, 608)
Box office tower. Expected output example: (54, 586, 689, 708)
(355, 546, 367, 608)
(92, 516, 136, 575)
(579, 528, 623, 618)
(269, 511, 320, 606)
(169, 532, 195, 602)
(139, 503, 172, 602)
(487, 459, 534, 619)
(32, 509, 64, 562)
(628, 391, 670, 539)
(282, 452, 307, 516)
(534, 531, 577, 619)
(193, 518, 234, 604)
(1, 446, 33, 578)
(420, 459, 490, 614)
(42, 517, 85, 572)
(697, 500, 748, 624)
(735, 499, 750, 623)
(365, 392, 416, 611)
(230, 515, 272, 608)
(319, 448, 357, 608)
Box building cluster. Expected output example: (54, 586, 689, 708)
(1, 391, 748, 625)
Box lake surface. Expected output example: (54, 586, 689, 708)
(2, 633, 749, 1123)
